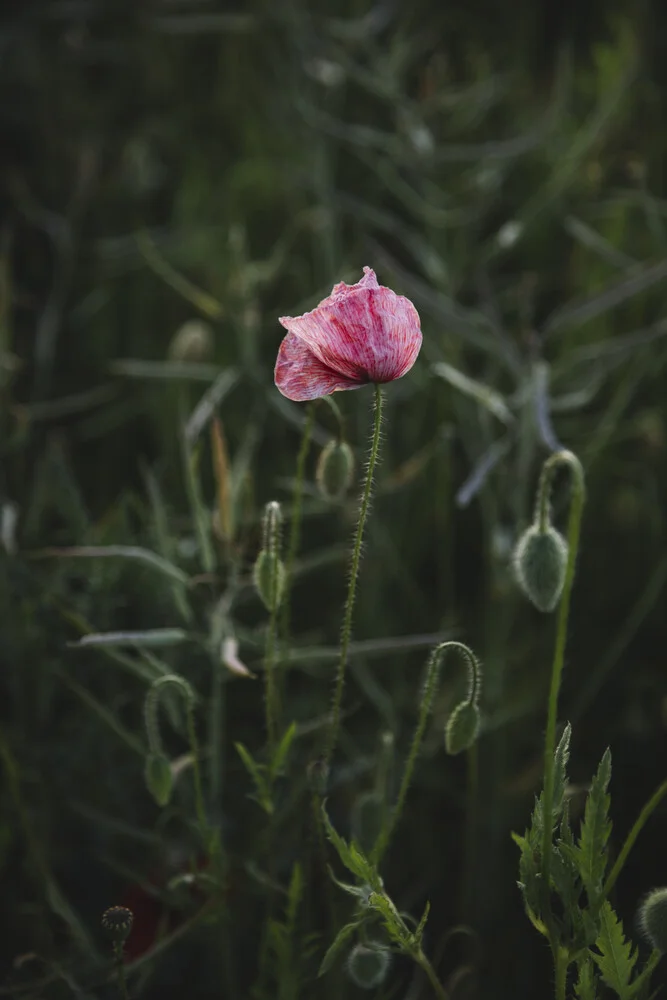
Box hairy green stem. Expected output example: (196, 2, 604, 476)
(554, 947, 569, 1000)
(113, 944, 130, 1000)
(281, 404, 315, 644)
(325, 384, 383, 767)
(416, 949, 450, 1000)
(264, 581, 280, 754)
(604, 779, 667, 899)
(539, 452, 585, 942)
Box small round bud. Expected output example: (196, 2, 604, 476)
(513, 524, 568, 613)
(316, 440, 354, 500)
(639, 887, 667, 953)
(351, 791, 384, 853)
(307, 757, 330, 796)
(102, 906, 134, 945)
(253, 549, 286, 611)
(145, 752, 173, 807)
(346, 941, 391, 990)
(445, 701, 481, 755)
(168, 319, 214, 363)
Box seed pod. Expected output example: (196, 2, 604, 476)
(639, 887, 667, 953)
(145, 752, 173, 807)
(513, 524, 568, 612)
(168, 319, 214, 363)
(253, 549, 286, 611)
(445, 700, 481, 755)
(346, 941, 392, 990)
(316, 439, 354, 500)
(102, 906, 134, 945)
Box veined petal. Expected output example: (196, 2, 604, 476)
(274, 332, 365, 402)
(279, 267, 421, 384)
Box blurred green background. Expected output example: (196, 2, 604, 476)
(2, 1, 667, 997)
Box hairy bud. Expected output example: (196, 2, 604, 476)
(513, 524, 568, 613)
(639, 887, 667, 953)
(145, 752, 173, 807)
(445, 701, 481, 755)
(168, 319, 214, 363)
(346, 941, 392, 990)
(316, 439, 354, 500)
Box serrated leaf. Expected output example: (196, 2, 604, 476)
(574, 956, 599, 1000)
(269, 721, 297, 781)
(367, 891, 408, 947)
(592, 901, 638, 1000)
(318, 921, 361, 976)
(235, 742, 271, 813)
(575, 749, 612, 903)
(553, 722, 572, 816)
(415, 900, 430, 944)
(321, 804, 381, 889)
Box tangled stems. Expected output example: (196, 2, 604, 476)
(325, 383, 384, 768)
(538, 451, 586, 944)
(373, 641, 480, 864)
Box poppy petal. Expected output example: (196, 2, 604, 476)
(274, 332, 365, 402)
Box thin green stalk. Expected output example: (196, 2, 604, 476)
(185, 698, 209, 846)
(539, 452, 585, 939)
(603, 779, 667, 899)
(113, 945, 130, 1000)
(415, 949, 450, 1000)
(554, 947, 569, 1000)
(265, 581, 280, 754)
(281, 404, 315, 644)
(325, 384, 383, 767)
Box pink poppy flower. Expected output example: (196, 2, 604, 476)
(274, 267, 422, 401)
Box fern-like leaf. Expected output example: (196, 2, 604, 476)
(592, 901, 637, 1000)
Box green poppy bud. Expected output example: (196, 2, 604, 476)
(145, 751, 173, 807)
(445, 700, 481, 755)
(639, 887, 667, 953)
(513, 523, 568, 612)
(253, 549, 286, 611)
(168, 319, 214, 363)
(101, 905, 134, 945)
(316, 439, 354, 500)
(346, 941, 392, 990)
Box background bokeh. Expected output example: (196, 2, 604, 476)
(2, 1, 667, 997)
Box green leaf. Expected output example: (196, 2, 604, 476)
(235, 742, 271, 813)
(574, 956, 599, 1000)
(69, 628, 188, 649)
(553, 722, 572, 816)
(575, 749, 612, 903)
(415, 900, 430, 945)
(592, 901, 637, 1000)
(270, 721, 297, 781)
(36, 544, 191, 586)
(319, 921, 361, 976)
(432, 361, 515, 425)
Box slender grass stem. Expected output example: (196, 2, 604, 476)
(281, 404, 315, 644)
(325, 384, 383, 767)
(538, 452, 585, 941)
(185, 699, 209, 846)
(113, 945, 130, 1000)
(603, 779, 667, 899)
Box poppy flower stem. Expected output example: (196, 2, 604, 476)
(325, 383, 384, 768)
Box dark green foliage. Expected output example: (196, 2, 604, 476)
(2, 1, 667, 998)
